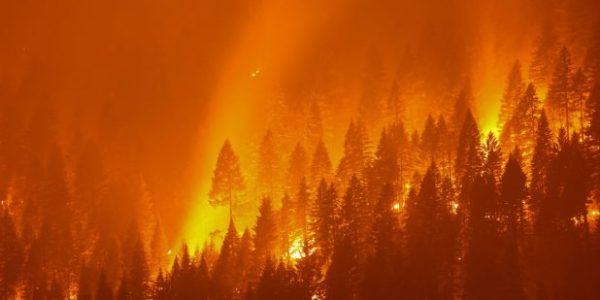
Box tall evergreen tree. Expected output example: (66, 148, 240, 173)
(253, 197, 278, 271)
(337, 120, 370, 183)
(311, 180, 337, 259)
(310, 139, 332, 186)
(360, 183, 402, 300)
(209, 140, 245, 219)
(287, 142, 308, 194)
(212, 219, 239, 300)
(498, 60, 525, 132)
(257, 129, 280, 198)
(405, 163, 457, 299)
(455, 110, 483, 185)
(546, 46, 574, 134)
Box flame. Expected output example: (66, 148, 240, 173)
(288, 237, 305, 261)
(392, 202, 401, 211)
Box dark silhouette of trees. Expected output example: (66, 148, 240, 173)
(311, 180, 337, 259)
(405, 163, 457, 300)
(209, 140, 245, 219)
(310, 139, 332, 186)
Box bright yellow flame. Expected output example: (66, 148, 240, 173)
(392, 202, 401, 211)
(288, 237, 304, 261)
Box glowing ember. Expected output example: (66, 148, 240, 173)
(451, 201, 459, 215)
(393, 202, 401, 211)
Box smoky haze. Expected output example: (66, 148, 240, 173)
(0, 0, 596, 245)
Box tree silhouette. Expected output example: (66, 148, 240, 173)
(209, 140, 245, 220)
(546, 47, 574, 134)
(257, 130, 280, 198)
(310, 139, 332, 186)
(212, 219, 239, 300)
(498, 60, 525, 132)
(405, 163, 456, 299)
(311, 180, 337, 259)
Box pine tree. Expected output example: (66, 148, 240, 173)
(341, 176, 371, 264)
(295, 178, 310, 235)
(311, 180, 336, 259)
(360, 183, 402, 300)
(306, 101, 324, 149)
(337, 120, 370, 183)
(530, 20, 558, 86)
(310, 139, 332, 186)
(455, 110, 483, 185)
(253, 197, 278, 271)
(212, 219, 239, 300)
(464, 175, 501, 300)
(505, 83, 541, 160)
(369, 127, 400, 203)
(420, 114, 439, 160)
(497, 152, 527, 300)
(257, 129, 280, 198)
(127, 236, 149, 300)
(386, 79, 405, 124)
(498, 60, 525, 132)
(571, 68, 587, 132)
(546, 46, 574, 134)
(236, 229, 253, 296)
(451, 81, 474, 134)
(286, 142, 308, 194)
(531, 111, 554, 224)
(209, 140, 245, 219)
(405, 163, 456, 300)
(325, 234, 356, 300)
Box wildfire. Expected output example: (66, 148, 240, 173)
(288, 237, 304, 261)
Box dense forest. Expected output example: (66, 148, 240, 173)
(1, 0, 600, 299)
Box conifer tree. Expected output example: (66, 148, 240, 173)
(452, 81, 474, 134)
(310, 139, 332, 186)
(498, 60, 525, 132)
(295, 178, 310, 235)
(253, 197, 278, 270)
(531, 111, 554, 223)
(311, 180, 336, 259)
(455, 110, 483, 185)
(546, 46, 574, 134)
(212, 219, 239, 300)
(209, 140, 245, 219)
(405, 163, 456, 299)
(530, 20, 558, 86)
(360, 183, 402, 300)
(325, 234, 356, 300)
(497, 152, 527, 300)
(420, 114, 439, 160)
(341, 176, 371, 264)
(287, 142, 308, 194)
(257, 129, 280, 198)
(464, 175, 501, 300)
(337, 120, 370, 183)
